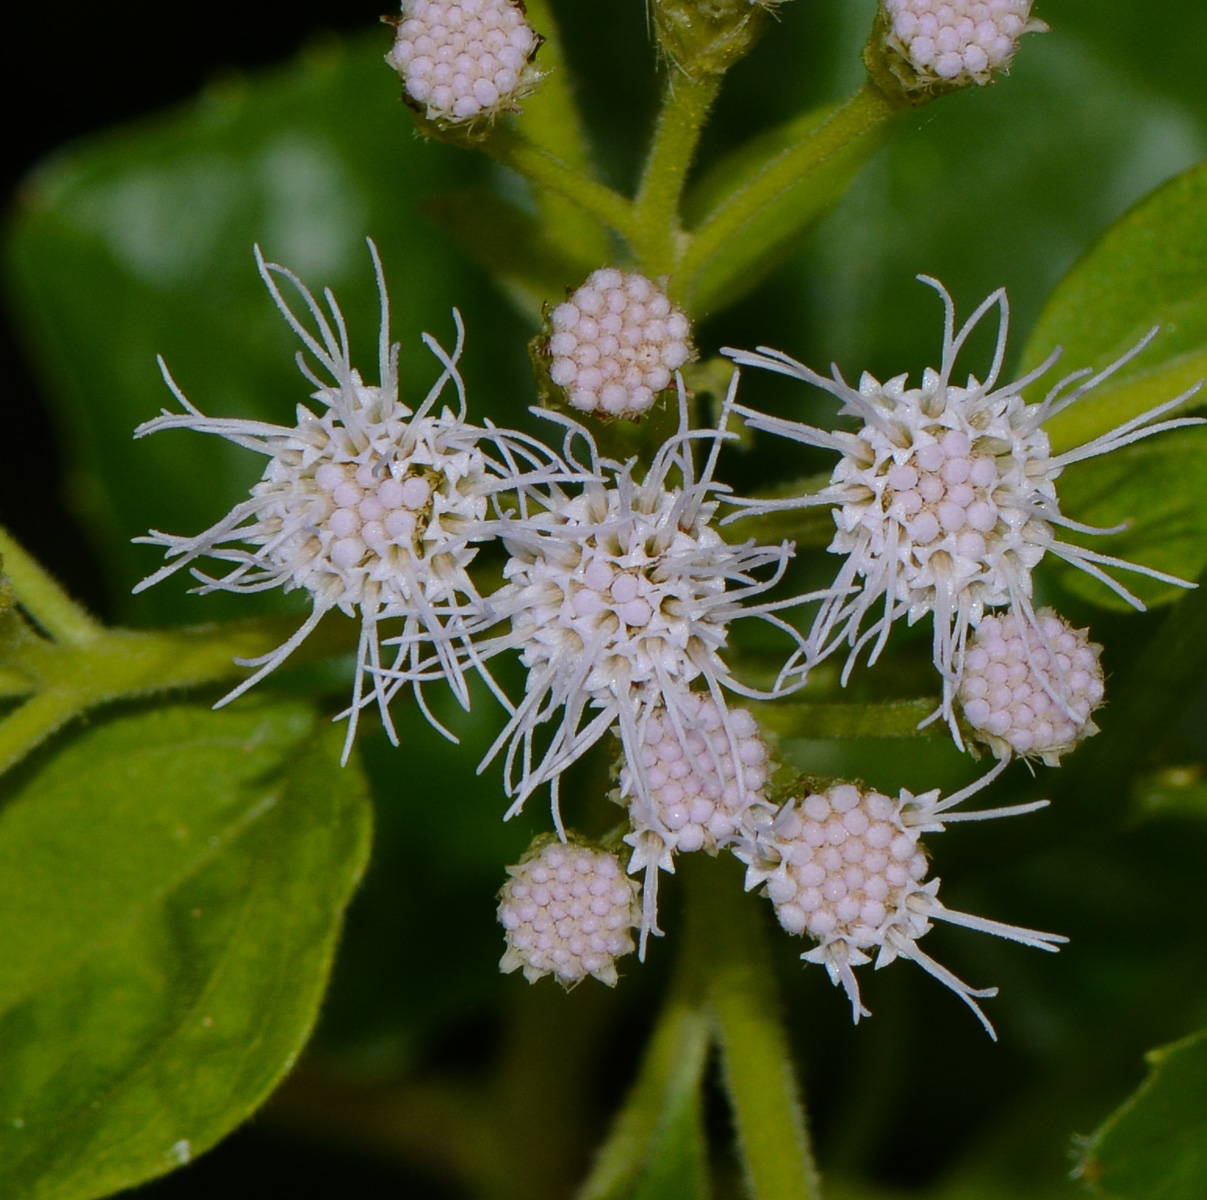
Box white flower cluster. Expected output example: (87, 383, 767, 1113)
(498, 840, 640, 987)
(546, 270, 693, 419)
(725, 277, 1203, 740)
(738, 768, 1062, 1034)
(387, 0, 542, 125)
(881, 0, 1046, 86)
(137, 253, 1197, 1025)
(959, 608, 1103, 764)
(134, 243, 559, 760)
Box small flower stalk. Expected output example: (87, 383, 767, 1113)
(539, 269, 694, 421)
(498, 837, 641, 987)
(736, 763, 1062, 1036)
(724, 277, 1203, 740)
(134, 244, 560, 760)
(385, 0, 544, 135)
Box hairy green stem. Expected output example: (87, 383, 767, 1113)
(0, 527, 101, 647)
(488, 128, 639, 245)
(685, 855, 821, 1200)
(633, 71, 723, 275)
(680, 81, 896, 305)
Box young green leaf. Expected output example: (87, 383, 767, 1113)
(1076, 1028, 1207, 1200)
(0, 701, 372, 1200)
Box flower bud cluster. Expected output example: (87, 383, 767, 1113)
(498, 840, 640, 987)
(387, 0, 541, 126)
(621, 697, 772, 858)
(959, 609, 1103, 764)
(879, 0, 1046, 88)
(545, 270, 692, 420)
(748, 783, 928, 949)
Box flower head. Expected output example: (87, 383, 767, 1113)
(724, 277, 1203, 738)
(134, 242, 557, 760)
(498, 837, 640, 987)
(618, 696, 775, 950)
(386, 0, 543, 128)
(475, 384, 818, 915)
(736, 762, 1062, 1036)
(958, 606, 1103, 764)
(542, 269, 693, 420)
(878, 0, 1047, 91)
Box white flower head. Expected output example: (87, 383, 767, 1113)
(724, 277, 1204, 739)
(736, 760, 1062, 1037)
(386, 0, 543, 128)
(959, 606, 1103, 764)
(880, 0, 1047, 89)
(134, 241, 558, 760)
(544, 269, 693, 420)
(498, 837, 640, 987)
(618, 696, 775, 950)
(475, 379, 822, 947)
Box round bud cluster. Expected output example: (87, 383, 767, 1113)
(745, 783, 929, 953)
(498, 840, 640, 987)
(959, 608, 1103, 764)
(621, 697, 772, 856)
(387, 0, 541, 126)
(882, 0, 1045, 86)
(546, 270, 692, 419)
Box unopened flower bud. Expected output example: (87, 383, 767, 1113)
(959, 608, 1103, 765)
(540, 269, 693, 421)
(386, 0, 544, 132)
(651, 0, 776, 77)
(498, 838, 640, 987)
(866, 0, 1047, 103)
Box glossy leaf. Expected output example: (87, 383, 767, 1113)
(1010, 163, 1207, 608)
(1077, 1028, 1207, 1200)
(0, 701, 373, 1199)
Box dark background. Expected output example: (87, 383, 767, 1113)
(3, 3, 389, 621)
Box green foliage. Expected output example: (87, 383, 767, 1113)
(1077, 1029, 1207, 1200)
(0, 702, 373, 1199)
(1019, 161, 1207, 608)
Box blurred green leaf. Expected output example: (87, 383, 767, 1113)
(1013, 163, 1207, 609)
(418, 188, 594, 322)
(0, 701, 372, 1199)
(754, 699, 940, 741)
(1022, 161, 1207, 452)
(1048, 429, 1207, 610)
(1132, 765, 1207, 822)
(1077, 1028, 1207, 1200)
(4, 31, 532, 627)
(577, 993, 711, 1200)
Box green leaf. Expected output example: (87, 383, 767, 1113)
(0, 701, 373, 1199)
(1021, 161, 1207, 453)
(1013, 162, 1207, 608)
(753, 699, 942, 741)
(1076, 1028, 1207, 1200)
(1046, 428, 1207, 610)
(3, 31, 532, 627)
